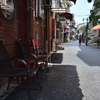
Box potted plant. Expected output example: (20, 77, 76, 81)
(64, 38, 68, 43)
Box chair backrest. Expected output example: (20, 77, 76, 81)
(17, 39, 31, 59)
(32, 39, 38, 55)
(0, 41, 12, 71)
(32, 39, 38, 47)
(32, 39, 38, 49)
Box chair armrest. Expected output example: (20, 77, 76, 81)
(0, 58, 29, 73)
(36, 48, 51, 58)
(30, 54, 39, 68)
(17, 59, 28, 68)
(30, 53, 38, 62)
(34, 48, 44, 56)
(14, 59, 29, 70)
(37, 48, 47, 55)
(14, 59, 35, 65)
(34, 48, 44, 54)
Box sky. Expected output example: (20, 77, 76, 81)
(70, 0, 94, 26)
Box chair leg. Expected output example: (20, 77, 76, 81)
(46, 59, 48, 68)
(37, 71, 42, 90)
(43, 62, 47, 79)
(27, 75, 32, 100)
(7, 77, 11, 90)
(46, 59, 50, 73)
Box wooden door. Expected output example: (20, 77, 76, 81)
(50, 18, 55, 51)
(17, 0, 27, 42)
(51, 18, 55, 39)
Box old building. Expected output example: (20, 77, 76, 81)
(0, 0, 76, 88)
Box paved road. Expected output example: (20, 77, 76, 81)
(55, 40, 100, 100)
(2, 40, 100, 100)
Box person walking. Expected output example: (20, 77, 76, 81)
(79, 35, 82, 46)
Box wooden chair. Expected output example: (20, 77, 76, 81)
(32, 39, 51, 58)
(17, 39, 47, 79)
(32, 39, 51, 71)
(0, 41, 41, 100)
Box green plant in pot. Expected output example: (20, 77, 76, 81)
(70, 36, 73, 40)
(64, 38, 68, 42)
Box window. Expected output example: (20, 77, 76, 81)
(39, 0, 44, 19)
(0, 0, 14, 19)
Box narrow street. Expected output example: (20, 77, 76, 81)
(55, 40, 100, 100)
(0, 41, 100, 100)
(3, 40, 100, 100)
(0, 0, 99, 100)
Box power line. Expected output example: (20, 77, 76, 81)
(75, 16, 89, 17)
(74, 14, 90, 17)
(73, 8, 92, 13)
(71, 4, 92, 13)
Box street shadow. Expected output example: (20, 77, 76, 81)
(77, 45, 100, 66)
(4, 65, 84, 100)
(51, 53, 63, 63)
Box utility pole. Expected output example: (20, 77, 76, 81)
(86, 18, 88, 46)
(83, 18, 88, 46)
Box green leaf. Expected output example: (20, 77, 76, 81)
(93, 0, 100, 8)
(89, 8, 98, 26)
(64, 0, 67, 4)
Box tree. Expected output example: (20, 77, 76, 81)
(93, 0, 100, 8)
(89, 8, 98, 26)
(82, 26, 90, 33)
(76, 30, 79, 33)
(82, 26, 87, 33)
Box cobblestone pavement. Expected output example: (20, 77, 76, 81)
(2, 40, 100, 100)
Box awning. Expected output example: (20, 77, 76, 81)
(58, 13, 73, 21)
(91, 24, 100, 30)
(52, 8, 67, 13)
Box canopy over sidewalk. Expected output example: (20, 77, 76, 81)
(91, 24, 100, 30)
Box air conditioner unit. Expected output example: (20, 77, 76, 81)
(45, 0, 52, 9)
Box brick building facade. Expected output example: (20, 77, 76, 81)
(0, 0, 53, 87)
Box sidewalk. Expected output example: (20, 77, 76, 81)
(1, 65, 83, 100)
(1, 40, 100, 100)
(0, 46, 83, 100)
